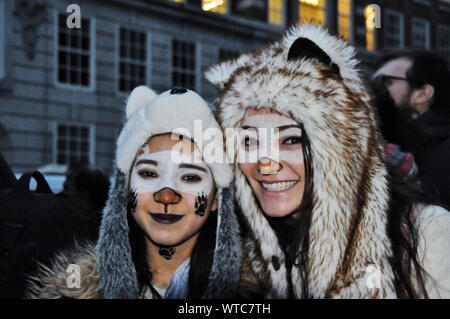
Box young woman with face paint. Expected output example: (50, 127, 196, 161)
(26, 86, 241, 299)
(206, 24, 450, 299)
(128, 133, 219, 298)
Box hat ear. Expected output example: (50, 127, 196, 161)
(287, 37, 340, 76)
(204, 54, 252, 89)
(125, 86, 158, 119)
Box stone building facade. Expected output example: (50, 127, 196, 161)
(0, 0, 448, 175)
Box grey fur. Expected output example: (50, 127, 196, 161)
(204, 184, 242, 298)
(96, 166, 139, 298)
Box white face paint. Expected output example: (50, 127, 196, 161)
(130, 149, 213, 196)
(240, 114, 304, 164)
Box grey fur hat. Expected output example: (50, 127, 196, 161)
(96, 86, 241, 298)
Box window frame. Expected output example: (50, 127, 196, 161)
(169, 38, 199, 92)
(54, 9, 96, 92)
(411, 17, 430, 49)
(115, 24, 152, 96)
(52, 121, 96, 165)
(437, 24, 450, 60)
(384, 9, 404, 49)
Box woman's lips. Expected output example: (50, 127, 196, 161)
(150, 213, 184, 224)
(259, 180, 298, 192)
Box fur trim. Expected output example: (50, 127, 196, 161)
(206, 24, 396, 298)
(414, 205, 450, 298)
(26, 242, 101, 299)
(125, 86, 158, 119)
(96, 167, 138, 298)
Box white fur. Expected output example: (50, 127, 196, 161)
(125, 86, 158, 119)
(117, 87, 233, 189)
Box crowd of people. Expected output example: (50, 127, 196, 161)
(1, 24, 449, 299)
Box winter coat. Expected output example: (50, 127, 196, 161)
(400, 110, 450, 208)
(205, 24, 450, 298)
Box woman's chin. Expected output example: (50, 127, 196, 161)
(260, 201, 297, 218)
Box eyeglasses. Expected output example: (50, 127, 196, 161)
(372, 75, 410, 85)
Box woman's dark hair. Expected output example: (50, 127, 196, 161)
(126, 179, 218, 299)
(386, 171, 435, 298)
(264, 121, 315, 299)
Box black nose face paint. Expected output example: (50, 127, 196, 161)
(127, 188, 138, 214)
(194, 191, 207, 217)
(158, 246, 176, 260)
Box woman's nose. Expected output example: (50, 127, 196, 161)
(153, 187, 182, 206)
(257, 157, 283, 175)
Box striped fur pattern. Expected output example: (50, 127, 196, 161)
(205, 24, 397, 298)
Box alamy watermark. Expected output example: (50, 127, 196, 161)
(66, 264, 81, 289)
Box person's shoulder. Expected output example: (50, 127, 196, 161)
(415, 205, 450, 298)
(25, 241, 102, 299)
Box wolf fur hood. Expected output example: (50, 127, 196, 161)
(205, 24, 398, 298)
(27, 86, 241, 299)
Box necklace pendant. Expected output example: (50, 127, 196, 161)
(158, 246, 175, 260)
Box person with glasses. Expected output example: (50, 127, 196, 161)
(371, 50, 450, 209)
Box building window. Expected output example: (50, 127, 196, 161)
(411, 17, 430, 49)
(269, 0, 284, 25)
(384, 10, 404, 49)
(172, 39, 196, 90)
(202, 0, 227, 14)
(57, 13, 93, 88)
(298, 0, 325, 26)
(437, 25, 450, 60)
(365, 5, 376, 51)
(55, 124, 93, 165)
(338, 0, 351, 40)
(0, 0, 5, 80)
(118, 28, 147, 93)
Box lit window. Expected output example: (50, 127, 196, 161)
(202, 0, 227, 14)
(0, 0, 5, 80)
(172, 39, 196, 90)
(57, 13, 93, 87)
(384, 10, 404, 49)
(365, 5, 376, 51)
(298, 0, 325, 26)
(171, 0, 184, 2)
(56, 124, 92, 165)
(269, 0, 284, 25)
(338, 0, 351, 40)
(437, 25, 450, 61)
(411, 18, 430, 49)
(119, 28, 147, 93)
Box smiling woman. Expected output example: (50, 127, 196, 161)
(26, 86, 241, 299)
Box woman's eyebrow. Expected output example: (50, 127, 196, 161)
(135, 159, 158, 167)
(179, 163, 207, 173)
(277, 125, 302, 132)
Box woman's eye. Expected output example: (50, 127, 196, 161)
(243, 136, 258, 147)
(182, 175, 201, 183)
(138, 170, 158, 178)
(283, 136, 302, 145)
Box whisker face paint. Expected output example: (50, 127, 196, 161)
(194, 191, 208, 216)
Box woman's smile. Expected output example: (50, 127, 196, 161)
(259, 180, 298, 192)
(149, 213, 184, 224)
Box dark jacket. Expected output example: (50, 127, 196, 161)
(401, 110, 450, 208)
